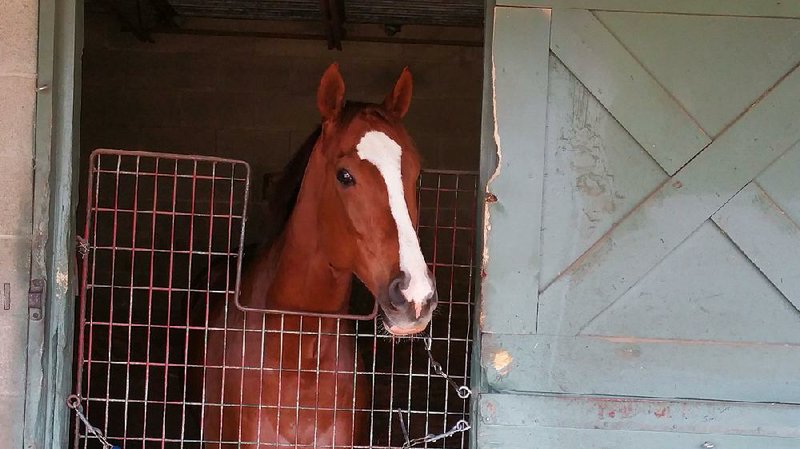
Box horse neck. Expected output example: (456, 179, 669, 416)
(240, 155, 352, 315)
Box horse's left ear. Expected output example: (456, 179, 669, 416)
(318, 63, 346, 121)
(383, 67, 413, 118)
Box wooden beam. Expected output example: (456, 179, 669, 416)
(551, 9, 710, 174)
(482, 333, 800, 402)
(480, 393, 800, 437)
(320, 0, 344, 50)
(713, 178, 800, 310)
(146, 0, 179, 28)
(480, 7, 550, 333)
(538, 62, 800, 335)
(101, 0, 154, 42)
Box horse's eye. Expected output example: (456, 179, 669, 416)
(336, 168, 355, 186)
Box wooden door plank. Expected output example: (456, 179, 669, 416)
(595, 12, 800, 138)
(579, 221, 800, 343)
(539, 56, 668, 288)
(550, 9, 710, 174)
(479, 393, 800, 437)
(481, 6, 550, 334)
(713, 182, 800, 310)
(538, 64, 800, 336)
(757, 141, 800, 224)
(477, 425, 800, 449)
(495, 0, 800, 18)
(481, 333, 800, 402)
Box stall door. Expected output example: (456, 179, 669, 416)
(478, 4, 800, 448)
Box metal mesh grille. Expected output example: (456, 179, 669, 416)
(73, 150, 478, 449)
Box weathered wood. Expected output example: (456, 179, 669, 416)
(580, 222, 800, 343)
(479, 393, 800, 437)
(477, 425, 800, 449)
(481, 333, 800, 402)
(495, 0, 800, 18)
(595, 12, 800, 137)
(539, 56, 667, 287)
(472, 2, 497, 430)
(757, 140, 800, 225)
(480, 6, 550, 334)
(538, 63, 800, 336)
(23, 0, 82, 448)
(713, 181, 800, 311)
(551, 9, 709, 174)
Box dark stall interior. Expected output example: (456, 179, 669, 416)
(74, 1, 484, 448)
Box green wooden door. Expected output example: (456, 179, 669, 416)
(478, 2, 800, 447)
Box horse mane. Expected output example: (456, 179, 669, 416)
(262, 126, 320, 244)
(260, 101, 392, 247)
(189, 101, 392, 319)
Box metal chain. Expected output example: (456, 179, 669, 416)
(423, 336, 472, 399)
(68, 335, 471, 449)
(67, 395, 120, 449)
(398, 415, 471, 449)
(394, 336, 473, 448)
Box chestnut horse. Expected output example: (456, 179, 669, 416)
(195, 64, 438, 448)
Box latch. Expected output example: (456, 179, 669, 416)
(28, 279, 44, 321)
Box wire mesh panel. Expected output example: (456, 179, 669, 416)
(73, 149, 478, 449)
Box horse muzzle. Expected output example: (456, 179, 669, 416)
(380, 271, 438, 335)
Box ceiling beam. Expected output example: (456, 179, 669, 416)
(320, 0, 345, 50)
(101, 0, 154, 42)
(146, 0, 179, 28)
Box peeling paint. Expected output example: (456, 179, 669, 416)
(481, 13, 503, 286)
(615, 345, 642, 360)
(56, 270, 69, 295)
(482, 399, 497, 423)
(492, 350, 512, 375)
(654, 406, 671, 418)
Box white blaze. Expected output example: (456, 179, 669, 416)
(356, 131, 433, 310)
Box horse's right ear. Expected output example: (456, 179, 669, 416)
(317, 63, 345, 121)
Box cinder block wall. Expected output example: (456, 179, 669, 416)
(80, 14, 484, 237)
(0, 0, 37, 444)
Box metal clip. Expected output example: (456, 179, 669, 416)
(76, 236, 89, 259)
(401, 419, 471, 448)
(422, 336, 472, 398)
(28, 279, 44, 321)
(67, 395, 120, 449)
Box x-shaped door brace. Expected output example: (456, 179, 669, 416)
(537, 10, 800, 335)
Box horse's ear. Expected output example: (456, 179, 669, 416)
(383, 67, 413, 118)
(317, 63, 345, 121)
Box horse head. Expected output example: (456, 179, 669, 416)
(301, 63, 438, 335)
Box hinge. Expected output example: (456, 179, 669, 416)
(28, 279, 44, 321)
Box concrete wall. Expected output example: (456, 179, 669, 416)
(0, 0, 37, 445)
(80, 14, 484, 237)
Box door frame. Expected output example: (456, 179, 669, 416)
(23, 0, 82, 448)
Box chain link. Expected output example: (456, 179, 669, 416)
(401, 419, 471, 448)
(423, 336, 472, 399)
(67, 395, 120, 449)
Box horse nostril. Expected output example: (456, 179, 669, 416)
(388, 275, 407, 309)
